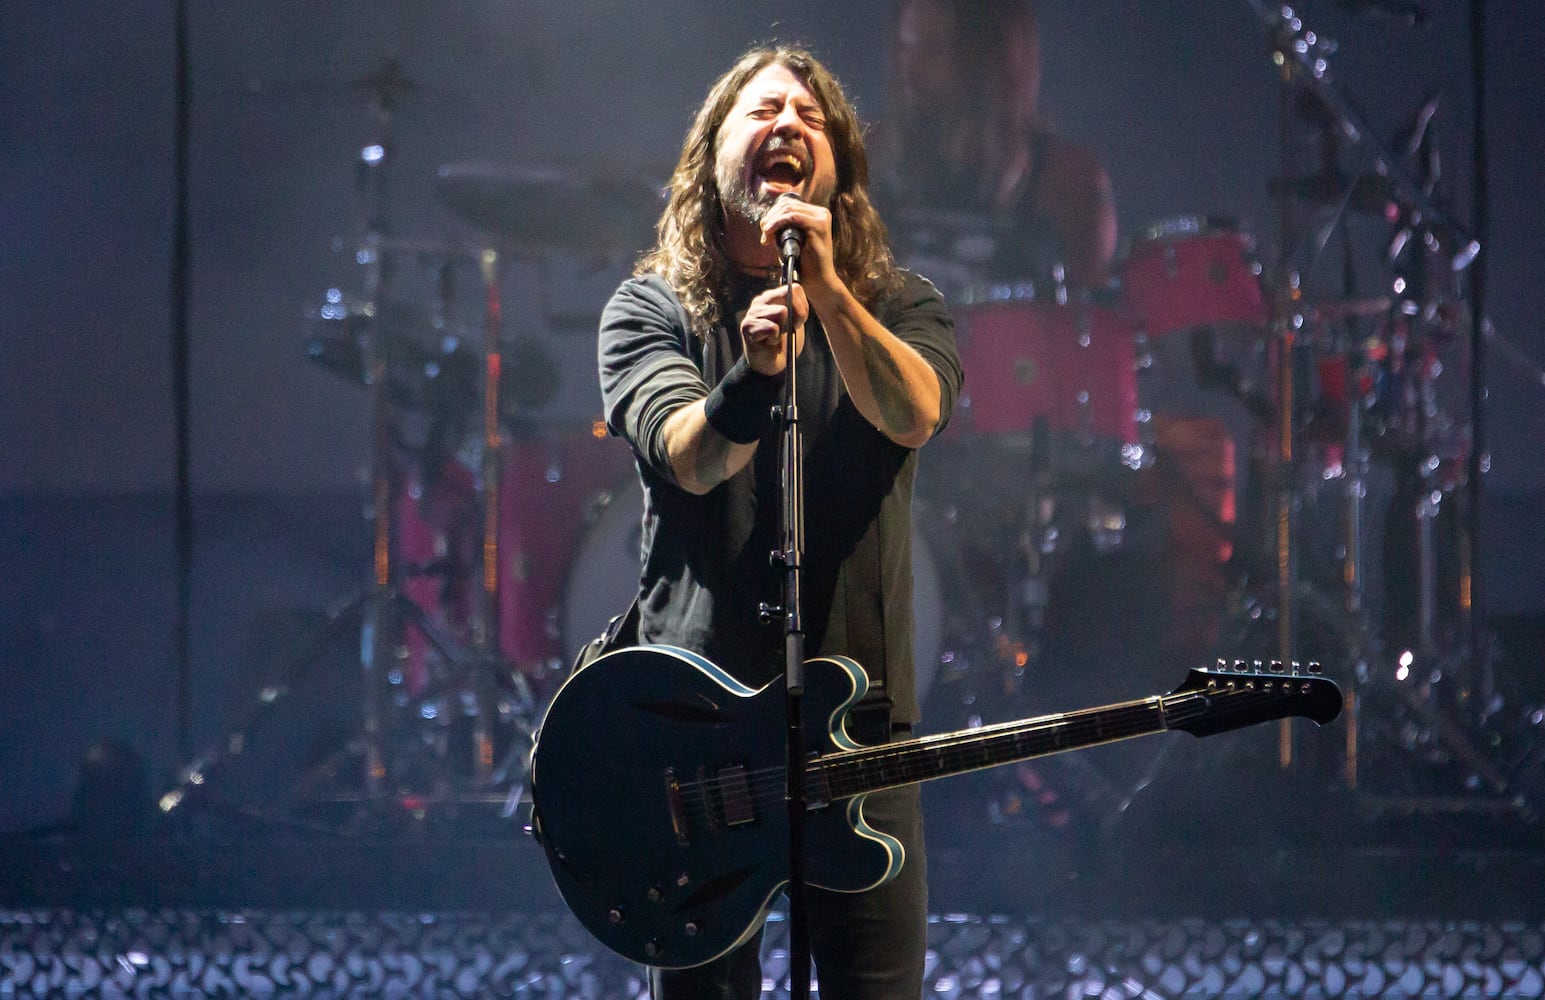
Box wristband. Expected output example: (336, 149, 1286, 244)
(703, 356, 781, 443)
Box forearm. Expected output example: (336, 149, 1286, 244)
(660, 400, 760, 495)
(809, 285, 941, 448)
(660, 349, 785, 493)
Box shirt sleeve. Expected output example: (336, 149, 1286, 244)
(882, 270, 963, 436)
(597, 274, 708, 482)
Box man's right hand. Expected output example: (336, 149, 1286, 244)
(739, 283, 808, 375)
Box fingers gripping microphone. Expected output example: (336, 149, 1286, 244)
(775, 192, 804, 264)
(778, 224, 804, 263)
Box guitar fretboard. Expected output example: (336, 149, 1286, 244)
(812, 692, 1211, 802)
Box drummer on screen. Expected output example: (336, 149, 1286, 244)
(880, 0, 1118, 295)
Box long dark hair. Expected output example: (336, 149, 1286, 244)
(637, 45, 903, 339)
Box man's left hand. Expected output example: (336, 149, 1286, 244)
(760, 196, 839, 300)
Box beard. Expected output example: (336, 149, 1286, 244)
(715, 134, 832, 228)
(717, 166, 778, 228)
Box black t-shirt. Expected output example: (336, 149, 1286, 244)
(597, 269, 960, 724)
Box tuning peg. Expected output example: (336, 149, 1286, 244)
(1253, 659, 1264, 674)
(1216, 658, 1228, 671)
(1308, 661, 1323, 675)
(1233, 659, 1247, 672)
(1270, 660, 1284, 673)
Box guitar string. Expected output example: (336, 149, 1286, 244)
(672, 701, 1165, 823)
(673, 683, 1306, 825)
(671, 694, 1213, 820)
(670, 690, 1274, 824)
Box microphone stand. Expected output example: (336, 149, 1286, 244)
(774, 230, 812, 1000)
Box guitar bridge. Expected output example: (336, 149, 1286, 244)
(664, 768, 690, 846)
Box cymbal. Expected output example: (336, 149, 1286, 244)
(305, 307, 568, 423)
(435, 163, 660, 254)
(243, 56, 425, 113)
(305, 301, 477, 410)
(1269, 171, 1401, 216)
(1303, 297, 1393, 322)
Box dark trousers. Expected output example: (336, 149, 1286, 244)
(648, 780, 928, 1000)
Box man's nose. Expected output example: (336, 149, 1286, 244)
(772, 102, 804, 133)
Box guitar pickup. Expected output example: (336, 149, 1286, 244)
(715, 765, 756, 827)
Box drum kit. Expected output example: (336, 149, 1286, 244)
(162, 59, 654, 830)
(908, 4, 1519, 839)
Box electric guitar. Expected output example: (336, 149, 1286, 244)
(529, 646, 1341, 970)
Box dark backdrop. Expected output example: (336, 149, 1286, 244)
(2, 1, 1542, 833)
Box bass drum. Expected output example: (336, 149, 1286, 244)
(560, 478, 948, 709)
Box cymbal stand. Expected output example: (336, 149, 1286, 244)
(468, 248, 504, 787)
(159, 61, 537, 831)
(1248, 3, 1517, 807)
(350, 69, 536, 802)
(1263, 8, 1310, 770)
(353, 66, 402, 803)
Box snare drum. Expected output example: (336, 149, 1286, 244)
(1119, 218, 1267, 338)
(954, 296, 1139, 446)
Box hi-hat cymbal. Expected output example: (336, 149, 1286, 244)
(435, 163, 660, 255)
(305, 304, 572, 425)
(304, 300, 477, 411)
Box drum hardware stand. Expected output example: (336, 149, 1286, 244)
(161, 62, 531, 832)
(1247, 2, 1517, 811)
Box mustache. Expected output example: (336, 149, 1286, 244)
(757, 134, 810, 171)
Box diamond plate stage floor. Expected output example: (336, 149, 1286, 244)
(4, 822, 1545, 998)
(5, 908, 1545, 998)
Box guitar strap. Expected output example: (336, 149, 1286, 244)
(568, 597, 641, 676)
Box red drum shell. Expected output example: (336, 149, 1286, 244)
(954, 298, 1139, 445)
(1119, 222, 1267, 338)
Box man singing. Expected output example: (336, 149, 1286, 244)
(597, 43, 961, 1000)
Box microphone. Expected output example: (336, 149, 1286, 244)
(775, 192, 804, 264)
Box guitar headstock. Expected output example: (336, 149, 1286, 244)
(1163, 660, 1343, 737)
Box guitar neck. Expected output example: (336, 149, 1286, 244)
(812, 691, 1207, 802)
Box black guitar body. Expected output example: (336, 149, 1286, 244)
(531, 646, 895, 970)
(531, 644, 1341, 969)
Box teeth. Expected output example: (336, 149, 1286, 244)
(758, 152, 804, 174)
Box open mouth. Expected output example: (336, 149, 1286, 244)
(754, 145, 809, 195)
